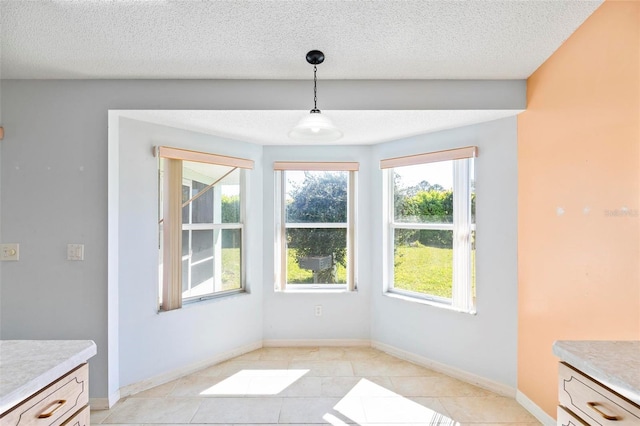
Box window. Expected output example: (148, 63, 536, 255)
(381, 147, 476, 313)
(158, 147, 253, 311)
(274, 162, 358, 291)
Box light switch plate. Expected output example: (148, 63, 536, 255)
(67, 244, 84, 261)
(1, 243, 19, 261)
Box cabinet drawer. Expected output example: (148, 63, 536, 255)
(60, 406, 88, 426)
(558, 362, 640, 425)
(1, 364, 89, 426)
(558, 405, 588, 426)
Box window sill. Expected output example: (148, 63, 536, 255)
(276, 288, 357, 294)
(383, 291, 476, 315)
(158, 289, 249, 314)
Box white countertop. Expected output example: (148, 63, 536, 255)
(0, 340, 97, 415)
(553, 340, 640, 405)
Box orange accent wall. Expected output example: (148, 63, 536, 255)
(517, 0, 640, 418)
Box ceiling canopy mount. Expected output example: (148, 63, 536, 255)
(305, 50, 325, 66)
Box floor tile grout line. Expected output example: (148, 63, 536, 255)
(187, 397, 205, 424)
(276, 395, 284, 424)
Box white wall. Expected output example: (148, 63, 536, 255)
(260, 118, 519, 389)
(0, 79, 523, 400)
(115, 117, 264, 388)
(261, 146, 372, 342)
(370, 117, 519, 388)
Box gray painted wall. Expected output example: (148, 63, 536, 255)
(0, 79, 522, 399)
(1, 81, 111, 399)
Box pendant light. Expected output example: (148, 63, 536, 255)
(289, 50, 343, 142)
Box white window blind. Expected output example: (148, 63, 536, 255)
(274, 161, 359, 171)
(380, 146, 477, 169)
(158, 146, 254, 169)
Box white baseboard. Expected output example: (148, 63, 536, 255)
(516, 390, 556, 426)
(90, 389, 120, 410)
(89, 398, 109, 410)
(262, 339, 370, 347)
(108, 389, 121, 408)
(371, 341, 516, 398)
(118, 340, 263, 400)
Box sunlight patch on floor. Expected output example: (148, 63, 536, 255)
(333, 378, 459, 425)
(322, 412, 351, 425)
(199, 369, 309, 395)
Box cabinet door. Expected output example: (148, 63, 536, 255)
(558, 406, 588, 426)
(60, 406, 89, 426)
(558, 363, 640, 426)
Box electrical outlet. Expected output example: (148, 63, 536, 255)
(1, 243, 19, 261)
(315, 305, 322, 317)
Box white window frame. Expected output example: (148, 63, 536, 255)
(381, 147, 477, 313)
(179, 176, 245, 303)
(157, 146, 253, 311)
(274, 162, 358, 292)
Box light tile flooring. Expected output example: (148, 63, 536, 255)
(92, 347, 540, 426)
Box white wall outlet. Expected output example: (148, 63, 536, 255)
(67, 244, 84, 261)
(1, 243, 19, 261)
(315, 305, 323, 317)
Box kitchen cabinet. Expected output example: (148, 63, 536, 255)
(554, 341, 640, 425)
(0, 341, 97, 426)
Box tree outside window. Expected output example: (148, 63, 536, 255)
(274, 162, 357, 291)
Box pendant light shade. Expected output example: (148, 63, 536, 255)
(289, 50, 342, 142)
(288, 111, 343, 142)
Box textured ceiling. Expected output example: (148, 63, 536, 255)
(1, 0, 602, 80)
(117, 110, 523, 146)
(0, 0, 601, 144)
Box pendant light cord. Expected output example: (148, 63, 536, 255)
(312, 65, 319, 113)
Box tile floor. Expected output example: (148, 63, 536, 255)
(91, 347, 540, 426)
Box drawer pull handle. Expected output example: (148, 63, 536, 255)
(37, 399, 67, 418)
(587, 402, 620, 421)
